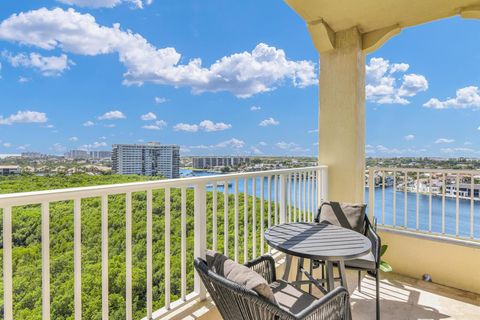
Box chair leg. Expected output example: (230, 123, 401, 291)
(358, 270, 362, 292)
(375, 270, 380, 320)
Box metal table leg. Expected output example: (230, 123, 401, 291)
(338, 260, 348, 292)
(325, 261, 335, 291)
(282, 255, 293, 281)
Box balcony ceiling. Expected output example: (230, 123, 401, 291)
(285, 0, 480, 34)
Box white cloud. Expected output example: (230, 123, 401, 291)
(3, 51, 73, 76)
(435, 138, 455, 144)
(56, 0, 152, 9)
(174, 120, 231, 132)
(276, 141, 309, 153)
(250, 106, 261, 111)
(174, 123, 199, 132)
(440, 147, 476, 154)
(199, 120, 231, 132)
(79, 141, 108, 150)
(154, 97, 167, 104)
(0, 110, 48, 125)
(308, 129, 318, 134)
(190, 138, 245, 150)
(83, 120, 94, 127)
(98, 110, 126, 120)
(140, 112, 156, 121)
(51, 143, 66, 154)
(17, 144, 30, 150)
(366, 57, 428, 105)
(18, 76, 30, 83)
(258, 141, 267, 146)
(0, 8, 316, 98)
(69, 136, 79, 141)
(142, 120, 167, 130)
(423, 86, 480, 109)
(259, 117, 279, 127)
(464, 141, 473, 145)
(2, 142, 12, 148)
(250, 146, 263, 154)
(104, 124, 116, 128)
(404, 134, 415, 141)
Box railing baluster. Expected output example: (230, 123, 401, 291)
(416, 172, 419, 230)
(42, 202, 50, 320)
(101, 194, 109, 320)
(165, 188, 171, 309)
(260, 177, 265, 256)
(267, 176, 271, 228)
(393, 171, 397, 227)
(147, 189, 153, 315)
(252, 177, 257, 259)
(74, 198, 82, 320)
(429, 175, 432, 232)
(287, 174, 292, 222)
(382, 170, 385, 225)
(311, 171, 315, 221)
(234, 178, 239, 262)
(471, 174, 475, 239)
(368, 168, 375, 222)
(303, 172, 307, 222)
(456, 174, 460, 237)
(306, 172, 311, 222)
(223, 182, 229, 256)
(442, 174, 446, 234)
(194, 183, 207, 300)
(125, 192, 133, 320)
(213, 183, 217, 252)
(181, 187, 187, 301)
(293, 173, 297, 222)
(3, 206, 13, 320)
(404, 171, 408, 228)
(274, 175, 278, 225)
(244, 178, 249, 263)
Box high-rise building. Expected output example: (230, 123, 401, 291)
(64, 150, 89, 160)
(112, 142, 180, 178)
(89, 151, 112, 160)
(21, 152, 45, 159)
(192, 156, 251, 169)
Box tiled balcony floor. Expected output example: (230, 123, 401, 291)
(164, 259, 480, 320)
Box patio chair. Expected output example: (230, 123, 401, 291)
(308, 202, 381, 320)
(194, 253, 352, 320)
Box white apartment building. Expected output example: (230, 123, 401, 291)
(0, 165, 20, 176)
(112, 142, 180, 178)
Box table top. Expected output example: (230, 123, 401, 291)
(265, 222, 371, 261)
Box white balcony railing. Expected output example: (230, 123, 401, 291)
(0, 166, 327, 320)
(367, 167, 480, 242)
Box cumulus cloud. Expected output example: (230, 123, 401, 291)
(259, 117, 279, 127)
(140, 112, 156, 121)
(366, 57, 428, 105)
(0, 110, 48, 125)
(435, 138, 455, 144)
(250, 146, 263, 154)
(367, 144, 427, 155)
(3, 51, 73, 76)
(440, 147, 476, 154)
(79, 141, 108, 150)
(142, 120, 167, 130)
(190, 138, 245, 150)
(404, 134, 415, 141)
(250, 106, 261, 111)
(2, 142, 12, 148)
(0, 8, 316, 98)
(56, 0, 152, 9)
(423, 86, 480, 109)
(174, 120, 231, 132)
(98, 110, 126, 120)
(154, 96, 167, 104)
(69, 136, 79, 141)
(83, 120, 94, 127)
(276, 141, 309, 153)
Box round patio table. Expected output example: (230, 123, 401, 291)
(265, 222, 371, 292)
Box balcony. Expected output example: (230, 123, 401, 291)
(0, 166, 479, 319)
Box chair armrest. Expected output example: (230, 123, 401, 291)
(296, 286, 351, 320)
(365, 218, 381, 268)
(245, 255, 277, 284)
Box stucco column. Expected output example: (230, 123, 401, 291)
(318, 27, 365, 203)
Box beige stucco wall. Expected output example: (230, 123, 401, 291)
(379, 229, 480, 294)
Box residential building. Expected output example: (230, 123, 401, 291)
(89, 151, 112, 160)
(192, 156, 251, 169)
(21, 152, 45, 159)
(112, 142, 180, 178)
(0, 165, 20, 176)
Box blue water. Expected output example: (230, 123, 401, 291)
(181, 170, 480, 239)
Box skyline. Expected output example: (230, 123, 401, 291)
(0, 1, 479, 157)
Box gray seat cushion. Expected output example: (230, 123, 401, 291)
(205, 250, 276, 303)
(344, 252, 376, 270)
(270, 280, 317, 315)
(318, 202, 366, 234)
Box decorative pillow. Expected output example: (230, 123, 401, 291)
(318, 201, 366, 234)
(205, 250, 276, 303)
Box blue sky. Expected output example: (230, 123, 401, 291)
(0, 0, 479, 157)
